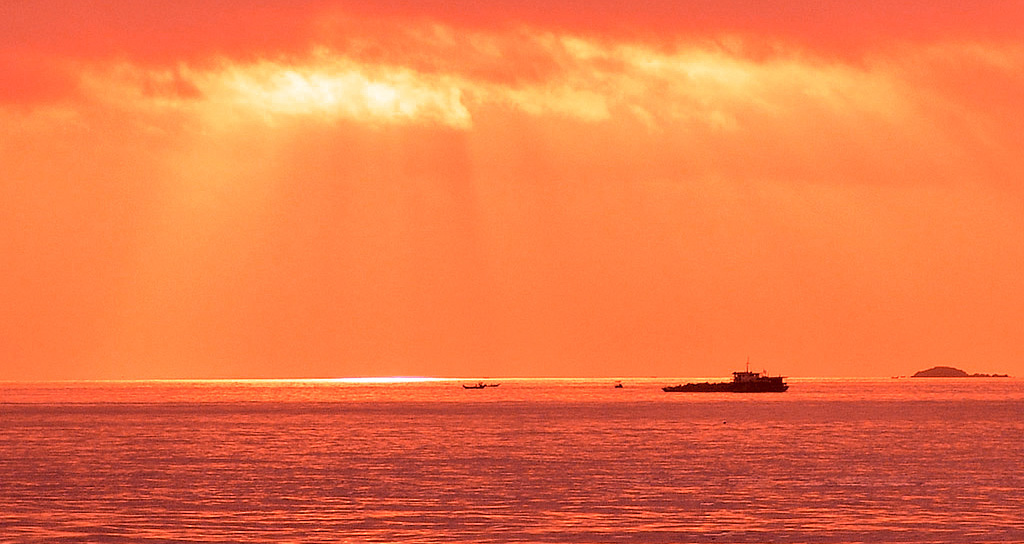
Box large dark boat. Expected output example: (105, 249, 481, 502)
(462, 382, 500, 389)
(663, 365, 788, 393)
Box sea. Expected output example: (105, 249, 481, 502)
(1, 377, 1022, 543)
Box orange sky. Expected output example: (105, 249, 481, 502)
(3, 1, 1023, 379)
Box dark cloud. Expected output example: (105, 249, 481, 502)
(4, 1, 1022, 63)
(4, 1, 1021, 105)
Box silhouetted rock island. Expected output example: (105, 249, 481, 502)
(912, 366, 1008, 378)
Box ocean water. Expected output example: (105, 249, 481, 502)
(1, 378, 1023, 543)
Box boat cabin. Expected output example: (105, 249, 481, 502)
(732, 371, 762, 383)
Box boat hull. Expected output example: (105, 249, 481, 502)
(663, 378, 788, 393)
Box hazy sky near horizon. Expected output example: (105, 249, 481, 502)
(3, 1, 1023, 379)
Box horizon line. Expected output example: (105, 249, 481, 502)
(4, 374, 1005, 384)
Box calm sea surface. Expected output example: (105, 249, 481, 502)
(2, 378, 1023, 543)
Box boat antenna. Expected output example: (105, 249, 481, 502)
(746, 356, 750, 373)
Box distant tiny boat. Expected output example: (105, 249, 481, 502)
(463, 382, 500, 389)
(614, 382, 624, 388)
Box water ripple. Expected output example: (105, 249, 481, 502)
(2, 378, 1023, 542)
